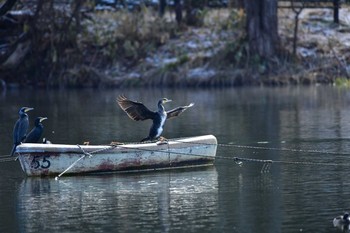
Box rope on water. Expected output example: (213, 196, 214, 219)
(0, 155, 15, 163)
(3, 139, 350, 176)
(231, 156, 350, 173)
(1, 139, 348, 163)
(149, 139, 350, 171)
(168, 139, 350, 156)
(108, 142, 350, 171)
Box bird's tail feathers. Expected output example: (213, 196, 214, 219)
(141, 137, 150, 142)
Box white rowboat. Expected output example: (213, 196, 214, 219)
(16, 135, 217, 176)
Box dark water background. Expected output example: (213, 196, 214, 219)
(1, 86, 350, 233)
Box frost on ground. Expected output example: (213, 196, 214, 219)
(93, 7, 350, 87)
(279, 7, 350, 58)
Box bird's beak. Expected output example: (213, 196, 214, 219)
(165, 99, 172, 103)
(24, 107, 34, 112)
(40, 117, 48, 122)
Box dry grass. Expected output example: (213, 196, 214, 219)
(6, 2, 350, 88)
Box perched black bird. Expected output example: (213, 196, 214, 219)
(117, 95, 194, 142)
(11, 107, 34, 156)
(24, 117, 48, 143)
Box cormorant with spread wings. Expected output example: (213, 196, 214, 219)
(117, 95, 194, 142)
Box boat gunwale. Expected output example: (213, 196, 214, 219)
(15, 135, 217, 154)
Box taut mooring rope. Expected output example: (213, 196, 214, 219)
(168, 139, 350, 156)
(4, 138, 350, 178)
(55, 144, 118, 180)
(0, 155, 15, 163)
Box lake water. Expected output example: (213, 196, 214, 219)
(1, 86, 350, 233)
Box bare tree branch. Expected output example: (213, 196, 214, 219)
(0, 0, 17, 17)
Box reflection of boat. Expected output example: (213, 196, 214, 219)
(17, 167, 218, 232)
(16, 135, 217, 176)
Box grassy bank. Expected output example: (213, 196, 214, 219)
(1, 5, 350, 88)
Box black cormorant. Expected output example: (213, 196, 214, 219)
(24, 117, 48, 143)
(117, 95, 194, 142)
(10, 107, 34, 156)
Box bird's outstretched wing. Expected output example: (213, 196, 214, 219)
(167, 103, 194, 120)
(117, 95, 156, 121)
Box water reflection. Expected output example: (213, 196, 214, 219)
(17, 167, 218, 233)
(2, 86, 350, 232)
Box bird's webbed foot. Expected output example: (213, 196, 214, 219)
(110, 141, 124, 146)
(156, 136, 168, 145)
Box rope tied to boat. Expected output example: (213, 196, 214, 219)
(168, 139, 350, 156)
(55, 144, 119, 180)
(112, 141, 343, 171)
(6, 137, 350, 178)
(77, 145, 94, 158)
(161, 139, 350, 172)
(0, 156, 16, 163)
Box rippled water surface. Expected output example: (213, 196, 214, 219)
(1, 87, 350, 233)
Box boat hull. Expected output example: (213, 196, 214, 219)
(16, 135, 217, 176)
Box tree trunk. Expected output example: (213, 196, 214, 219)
(174, 0, 182, 24)
(159, 0, 166, 17)
(244, 0, 279, 59)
